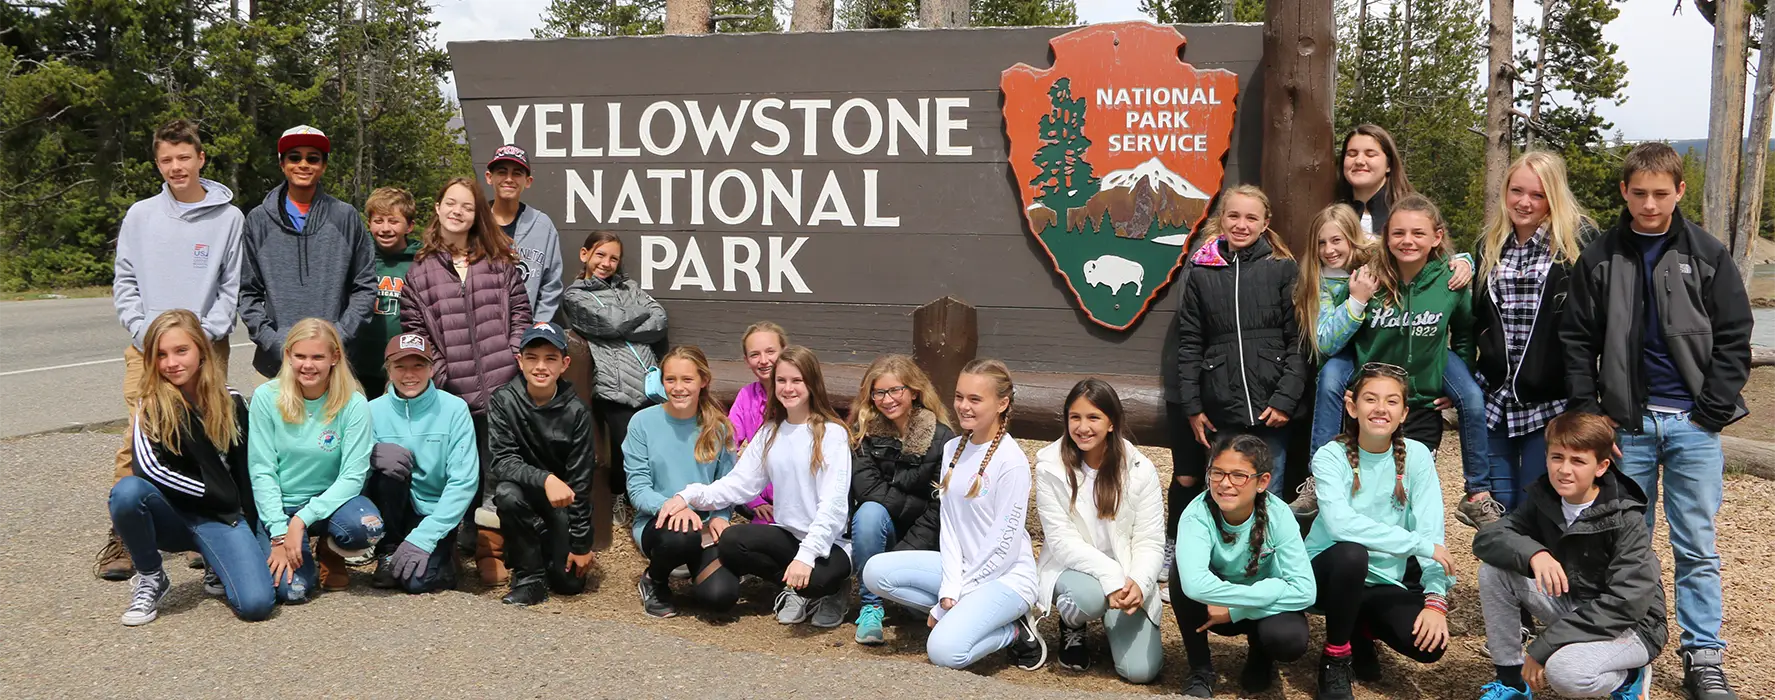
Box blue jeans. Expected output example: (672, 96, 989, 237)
(1616, 411, 1726, 651)
(1484, 426, 1548, 511)
(255, 495, 383, 604)
(850, 501, 897, 607)
(1442, 352, 1492, 494)
(108, 476, 274, 621)
(862, 550, 1031, 669)
(1310, 351, 1356, 453)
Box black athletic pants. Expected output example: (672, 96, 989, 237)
(493, 480, 587, 595)
(640, 519, 739, 612)
(1165, 400, 1203, 540)
(716, 523, 852, 599)
(594, 398, 641, 494)
(1171, 569, 1311, 669)
(1311, 541, 1446, 663)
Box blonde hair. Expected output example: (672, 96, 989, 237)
(1372, 194, 1454, 306)
(1294, 203, 1375, 359)
(136, 310, 240, 453)
(940, 358, 1015, 498)
(740, 321, 789, 356)
(274, 318, 360, 424)
(659, 346, 735, 464)
(848, 354, 956, 448)
(1197, 185, 1294, 260)
(1478, 151, 1591, 282)
(760, 346, 847, 473)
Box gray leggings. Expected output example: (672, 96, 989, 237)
(1479, 564, 1652, 697)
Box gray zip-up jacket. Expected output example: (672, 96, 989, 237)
(237, 184, 378, 377)
(1561, 208, 1753, 433)
(560, 275, 667, 407)
(508, 204, 564, 323)
(113, 179, 245, 347)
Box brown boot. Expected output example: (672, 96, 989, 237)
(315, 541, 350, 591)
(95, 529, 134, 581)
(476, 527, 508, 587)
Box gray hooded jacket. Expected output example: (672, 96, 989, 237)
(113, 178, 245, 347)
(560, 274, 667, 406)
(237, 183, 377, 377)
(507, 204, 565, 323)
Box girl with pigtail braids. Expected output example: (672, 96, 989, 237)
(860, 359, 1047, 671)
(1172, 434, 1316, 697)
(1303, 363, 1456, 700)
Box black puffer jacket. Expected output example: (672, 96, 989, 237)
(487, 376, 598, 554)
(1473, 227, 1597, 406)
(1175, 236, 1307, 428)
(1473, 469, 1667, 665)
(849, 407, 954, 553)
(132, 391, 257, 527)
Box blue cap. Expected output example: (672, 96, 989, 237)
(520, 321, 569, 351)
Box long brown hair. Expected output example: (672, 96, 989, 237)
(659, 346, 734, 464)
(760, 345, 847, 473)
(849, 354, 955, 448)
(417, 177, 514, 265)
(1205, 433, 1272, 580)
(1371, 194, 1454, 306)
(1196, 185, 1294, 260)
(1060, 378, 1127, 520)
(1294, 203, 1374, 359)
(1336, 124, 1415, 205)
(941, 358, 1015, 499)
(136, 310, 239, 453)
(1339, 366, 1409, 505)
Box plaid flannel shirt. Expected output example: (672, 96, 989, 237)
(1484, 228, 1568, 436)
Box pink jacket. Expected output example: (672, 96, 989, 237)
(729, 381, 773, 523)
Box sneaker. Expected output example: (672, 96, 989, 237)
(1350, 637, 1382, 682)
(1005, 615, 1047, 671)
(1241, 648, 1275, 694)
(1180, 666, 1215, 698)
(120, 571, 170, 626)
(202, 569, 224, 596)
(1056, 620, 1090, 671)
(1457, 493, 1507, 529)
(1160, 584, 1171, 604)
(95, 531, 133, 581)
(371, 555, 398, 589)
(1479, 680, 1533, 700)
(1317, 652, 1355, 700)
(502, 581, 547, 606)
(670, 564, 692, 579)
(774, 589, 811, 624)
(342, 551, 375, 567)
(1292, 476, 1320, 518)
(809, 592, 848, 628)
(1159, 539, 1175, 583)
(854, 604, 886, 645)
(637, 576, 677, 618)
(1610, 667, 1646, 700)
(1682, 649, 1738, 700)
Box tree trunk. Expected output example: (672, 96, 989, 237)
(1354, 0, 1368, 104)
(920, 0, 970, 28)
(1703, 0, 1748, 239)
(790, 0, 834, 31)
(1525, 0, 1554, 148)
(1483, 0, 1514, 225)
(665, 0, 712, 34)
(1398, 0, 1415, 129)
(1732, 0, 1774, 290)
(1222, 0, 1237, 21)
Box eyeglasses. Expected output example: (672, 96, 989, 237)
(870, 385, 909, 401)
(1206, 468, 1258, 486)
(283, 152, 324, 165)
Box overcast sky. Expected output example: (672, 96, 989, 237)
(430, 0, 1738, 141)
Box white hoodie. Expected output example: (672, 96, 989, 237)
(1033, 439, 1167, 625)
(113, 178, 244, 347)
(932, 434, 1039, 620)
(679, 420, 851, 566)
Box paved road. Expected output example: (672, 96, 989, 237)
(0, 297, 264, 438)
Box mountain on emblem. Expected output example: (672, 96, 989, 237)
(1002, 22, 1241, 331)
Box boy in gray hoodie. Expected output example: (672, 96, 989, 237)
(485, 144, 564, 322)
(102, 118, 246, 580)
(237, 125, 378, 377)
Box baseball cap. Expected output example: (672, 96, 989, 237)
(384, 333, 432, 363)
(488, 144, 530, 173)
(520, 321, 568, 351)
(278, 125, 331, 155)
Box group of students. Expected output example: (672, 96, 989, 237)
(100, 116, 1752, 700)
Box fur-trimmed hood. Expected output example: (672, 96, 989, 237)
(864, 406, 938, 456)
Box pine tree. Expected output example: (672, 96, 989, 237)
(1515, 0, 1628, 215)
(1141, 0, 1264, 22)
(1032, 77, 1097, 220)
(534, 0, 667, 37)
(973, 0, 1078, 25)
(838, 0, 917, 28)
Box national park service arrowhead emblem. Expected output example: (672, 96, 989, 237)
(1002, 22, 1240, 331)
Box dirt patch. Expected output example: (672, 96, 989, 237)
(448, 422, 1773, 699)
(1724, 366, 1775, 442)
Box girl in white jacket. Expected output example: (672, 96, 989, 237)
(655, 346, 852, 627)
(1034, 379, 1166, 683)
(860, 359, 1046, 671)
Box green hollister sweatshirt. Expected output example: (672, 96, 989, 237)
(247, 380, 373, 537)
(350, 239, 419, 390)
(1174, 491, 1317, 621)
(1351, 257, 1474, 408)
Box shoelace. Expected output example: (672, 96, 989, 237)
(1692, 664, 1731, 691)
(1480, 497, 1507, 519)
(774, 589, 801, 614)
(128, 574, 163, 611)
(1297, 477, 1318, 500)
(858, 605, 884, 626)
(1061, 626, 1086, 649)
(1322, 658, 1353, 692)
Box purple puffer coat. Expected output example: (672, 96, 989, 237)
(399, 252, 532, 414)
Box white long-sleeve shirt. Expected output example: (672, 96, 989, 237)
(679, 420, 851, 566)
(934, 435, 1039, 619)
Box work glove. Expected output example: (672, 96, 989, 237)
(372, 443, 416, 481)
(389, 541, 430, 581)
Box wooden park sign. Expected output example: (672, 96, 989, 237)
(448, 22, 1262, 380)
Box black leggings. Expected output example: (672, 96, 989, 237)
(1401, 407, 1444, 452)
(640, 519, 738, 611)
(493, 480, 587, 596)
(1172, 574, 1310, 669)
(1165, 401, 1203, 540)
(594, 398, 640, 494)
(1311, 541, 1446, 663)
(716, 523, 851, 599)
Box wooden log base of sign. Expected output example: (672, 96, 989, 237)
(913, 296, 979, 410)
(1723, 435, 1775, 481)
(1754, 346, 1774, 368)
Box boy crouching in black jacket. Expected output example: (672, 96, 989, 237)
(1473, 411, 1666, 700)
(488, 322, 597, 605)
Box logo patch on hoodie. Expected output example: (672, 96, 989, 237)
(318, 429, 339, 452)
(192, 243, 210, 269)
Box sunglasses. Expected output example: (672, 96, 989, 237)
(1359, 362, 1408, 379)
(283, 152, 324, 165)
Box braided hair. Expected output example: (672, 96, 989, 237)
(1340, 366, 1410, 505)
(1203, 433, 1274, 580)
(939, 359, 1015, 499)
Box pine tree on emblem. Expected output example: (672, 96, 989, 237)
(1031, 78, 1098, 221)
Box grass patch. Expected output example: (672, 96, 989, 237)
(2, 285, 111, 302)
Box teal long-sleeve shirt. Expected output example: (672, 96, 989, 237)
(247, 380, 372, 538)
(368, 382, 479, 553)
(1303, 439, 1453, 595)
(1175, 491, 1317, 622)
(622, 405, 736, 543)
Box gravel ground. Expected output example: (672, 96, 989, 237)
(6, 411, 1773, 698)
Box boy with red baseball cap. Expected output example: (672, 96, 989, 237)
(486, 144, 564, 322)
